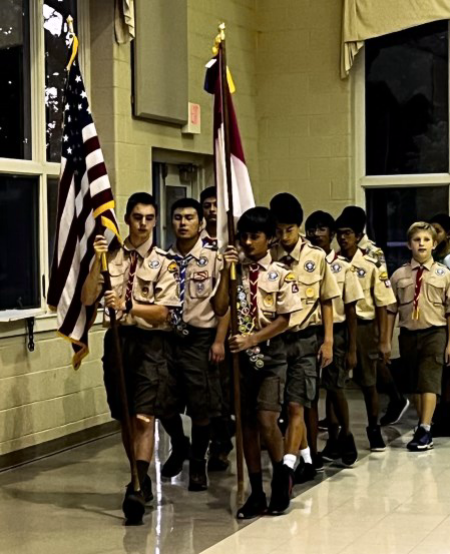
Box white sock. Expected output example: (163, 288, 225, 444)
(420, 423, 431, 432)
(283, 454, 297, 469)
(300, 447, 312, 465)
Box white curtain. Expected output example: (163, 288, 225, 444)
(341, 0, 450, 78)
(115, 0, 135, 44)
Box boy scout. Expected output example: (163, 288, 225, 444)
(335, 210, 396, 452)
(387, 222, 450, 451)
(339, 207, 409, 427)
(305, 211, 363, 467)
(270, 193, 340, 479)
(160, 198, 227, 492)
(200, 186, 218, 248)
(216, 207, 302, 518)
(81, 192, 179, 524)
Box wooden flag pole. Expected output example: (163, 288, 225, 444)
(101, 253, 141, 494)
(218, 23, 245, 495)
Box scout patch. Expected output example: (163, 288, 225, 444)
(192, 271, 209, 281)
(331, 263, 342, 274)
(306, 287, 315, 298)
(141, 286, 150, 296)
(292, 283, 299, 293)
(268, 271, 279, 281)
(284, 272, 296, 283)
(148, 259, 160, 269)
(436, 268, 446, 276)
(304, 261, 316, 273)
(196, 282, 206, 294)
(197, 256, 208, 267)
(384, 279, 392, 288)
(168, 262, 178, 273)
(356, 268, 366, 278)
(264, 294, 274, 307)
(379, 271, 389, 281)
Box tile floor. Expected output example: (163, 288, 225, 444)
(0, 392, 449, 554)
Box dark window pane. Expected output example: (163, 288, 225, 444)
(366, 21, 449, 175)
(44, 0, 78, 163)
(47, 177, 59, 272)
(0, 0, 31, 160)
(0, 176, 40, 310)
(366, 186, 449, 275)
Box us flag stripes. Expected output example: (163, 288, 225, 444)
(47, 48, 121, 369)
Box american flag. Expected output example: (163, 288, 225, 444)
(47, 49, 121, 369)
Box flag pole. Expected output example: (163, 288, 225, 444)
(217, 23, 245, 495)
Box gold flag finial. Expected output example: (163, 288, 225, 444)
(67, 15, 74, 35)
(66, 15, 79, 71)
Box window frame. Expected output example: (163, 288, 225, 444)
(0, 0, 90, 326)
(352, 21, 450, 208)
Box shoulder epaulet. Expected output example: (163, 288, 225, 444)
(362, 252, 378, 265)
(305, 243, 324, 253)
(272, 260, 289, 270)
(336, 254, 347, 262)
(154, 246, 168, 256)
(436, 262, 450, 273)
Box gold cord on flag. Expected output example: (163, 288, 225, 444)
(66, 15, 79, 71)
(212, 22, 236, 94)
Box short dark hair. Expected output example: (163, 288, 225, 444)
(237, 207, 276, 239)
(125, 192, 158, 218)
(305, 211, 335, 232)
(200, 186, 217, 205)
(335, 210, 365, 235)
(171, 197, 203, 221)
(340, 206, 366, 232)
(270, 193, 303, 225)
(430, 213, 450, 234)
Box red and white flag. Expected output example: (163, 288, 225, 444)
(204, 50, 255, 249)
(47, 49, 121, 369)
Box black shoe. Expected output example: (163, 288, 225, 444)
(312, 453, 324, 473)
(366, 425, 386, 452)
(236, 493, 267, 519)
(407, 426, 434, 452)
(126, 475, 153, 504)
(122, 484, 145, 525)
(320, 438, 341, 462)
(208, 453, 230, 472)
(340, 432, 358, 467)
(188, 459, 208, 491)
(380, 397, 410, 426)
(294, 459, 316, 484)
(318, 418, 329, 431)
(268, 465, 293, 516)
(161, 437, 190, 478)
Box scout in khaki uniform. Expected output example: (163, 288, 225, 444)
(335, 210, 396, 452)
(339, 206, 409, 427)
(81, 192, 179, 524)
(270, 193, 340, 482)
(305, 211, 364, 467)
(199, 186, 234, 471)
(215, 207, 302, 519)
(159, 197, 228, 492)
(387, 222, 450, 451)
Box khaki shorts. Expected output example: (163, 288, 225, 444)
(240, 336, 287, 419)
(321, 324, 349, 391)
(283, 327, 319, 408)
(354, 319, 379, 388)
(399, 327, 447, 395)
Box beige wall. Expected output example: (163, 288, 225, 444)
(0, 0, 353, 455)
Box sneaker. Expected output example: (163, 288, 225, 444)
(208, 452, 230, 472)
(294, 458, 316, 484)
(320, 438, 341, 462)
(340, 432, 358, 467)
(236, 492, 267, 519)
(188, 459, 208, 491)
(318, 418, 329, 431)
(407, 426, 434, 452)
(122, 484, 145, 525)
(380, 397, 410, 426)
(161, 437, 190, 478)
(127, 475, 153, 504)
(313, 453, 324, 473)
(268, 465, 293, 516)
(366, 425, 386, 452)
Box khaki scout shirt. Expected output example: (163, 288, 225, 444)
(168, 237, 223, 328)
(240, 253, 302, 331)
(387, 258, 450, 330)
(347, 248, 395, 321)
(102, 236, 179, 331)
(359, 234, 386, 269)
(272, 238, 340, 330)
(324, 250, 364, 324)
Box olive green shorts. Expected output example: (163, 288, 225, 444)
(321, 324, 349, 391)
(399, 327, 447, 395)
(354, 319, 379, 388)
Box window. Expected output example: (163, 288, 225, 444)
(356, 21, 450, 267)
(0, 1, 88, 316)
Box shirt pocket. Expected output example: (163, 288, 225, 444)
(298, 272, 321, 305)
(109, 263, 126, 296)
(133, 266, 159, 304)
(397, 278, 414, 305)
(258, 279, 279, 318)
(425, 278, 445, 306)
(188, 270, 212, 299)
